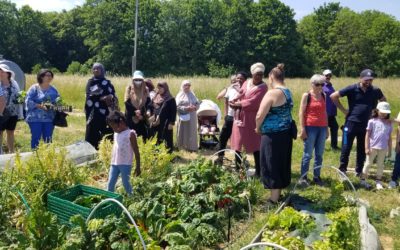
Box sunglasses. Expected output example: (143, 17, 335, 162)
(313, 83, 324, 87)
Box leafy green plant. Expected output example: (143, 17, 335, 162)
(312, 207, 360, 249)
(15, 91, 26, 104)
(97, 137, 113, 173)
(300, 182, 351, 212)
(73, 194, 107, 209)
(24, 210, 66, 250)
(126, 158, 254, 249)
(7, 143, 88, 209)
(262, 229, 305, 250)
(136, 136, 175, 179)
(266, 206, 316, 237)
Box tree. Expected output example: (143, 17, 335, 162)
(361, 11, 400, 76)
(298, 2, 342, 73)
(249, 0, 310, 76)
(0, 1, 19, 61)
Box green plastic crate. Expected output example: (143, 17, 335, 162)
(47, 184, 123, 224)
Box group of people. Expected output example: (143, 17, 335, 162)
(84, 64, 203, 194)
(215, 64, 400, 205)
(84, 64, 201, 154)
(296, 68, 399, 192)
(1, 61, 400, 200)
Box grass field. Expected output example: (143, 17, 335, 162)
(11, 74, 400, 249)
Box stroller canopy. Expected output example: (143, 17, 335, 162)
(0, 57, 25, 90)
(197, 99, 221, 124)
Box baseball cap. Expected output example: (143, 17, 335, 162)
(322, 69, 332, 76)
(360, 69, 375, 80)
(376, 101, 391, 114)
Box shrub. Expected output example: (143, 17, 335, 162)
(97, 136, 175, 180)
(31, 64, 42, 74)
(66, 61, 82, 75)
(8, 143, 88, 209)
(207, 59, 235, 78)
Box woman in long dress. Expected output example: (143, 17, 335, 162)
(149, 81, 177, 152)
(84, 63, 117, 150)
(124, 70, 152, 140)
(230, 63, 268, 176)
(176, 80, 199, 152)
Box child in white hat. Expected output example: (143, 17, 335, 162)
(360, 102, 392, 189)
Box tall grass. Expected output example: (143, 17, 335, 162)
(25, 74, 400, 116)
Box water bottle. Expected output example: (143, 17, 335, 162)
(343, 126, 348, 146)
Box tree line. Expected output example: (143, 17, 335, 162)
(1, 0, 400, 77)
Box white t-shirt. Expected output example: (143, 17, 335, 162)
(224, 84, 240, 117)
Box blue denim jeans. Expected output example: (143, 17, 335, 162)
(392, 153, 400, 182)
(28, 122, 54, 149)
(301, 126, 327, 178)
(107, 165, 133, 195)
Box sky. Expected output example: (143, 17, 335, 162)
(279, 0, 400, 21)
(10, 0, 400, 21)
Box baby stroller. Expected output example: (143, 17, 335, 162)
(197, 100, 221, 149)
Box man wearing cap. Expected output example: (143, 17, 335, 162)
(330, 69, 386, 176)
(322, 69, 339, 150)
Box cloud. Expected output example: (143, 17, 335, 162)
(11, 0, 84, 12)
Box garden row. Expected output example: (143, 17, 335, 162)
(0, 139, 258, 249)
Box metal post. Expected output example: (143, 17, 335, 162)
(132, 0, 139, 74)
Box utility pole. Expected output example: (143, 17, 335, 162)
(132, 0, 139, 74)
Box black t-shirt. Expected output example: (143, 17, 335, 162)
(339, 83, 384, 124)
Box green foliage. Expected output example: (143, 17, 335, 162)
(5, 143, 88, 209)
(66, 61, 82, 75)
(298, 3, 400, 76)
(73, 194, 107, 209)
(24, 210, 66, 250)
(262, 229, 305, 250)
(266, 207, 316, 237)
(98, 136, 174, 180)
(313, 207, 360, 249)
(300, 182, 352, 212)
(136, 136, 175, 179)
(127, 158, 255, 249)
(207, 59, 235, 78)
(31, 64, 42, 74)
(261, 206, 314, 249)
(97, 137, 113, 172)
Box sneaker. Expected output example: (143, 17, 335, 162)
(313, 177, 324, 186)
(376, 181, 384, 190)
(298, 177, 310, 187)
(360, 179, 372, 189)
(388, 181, 397, 189)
